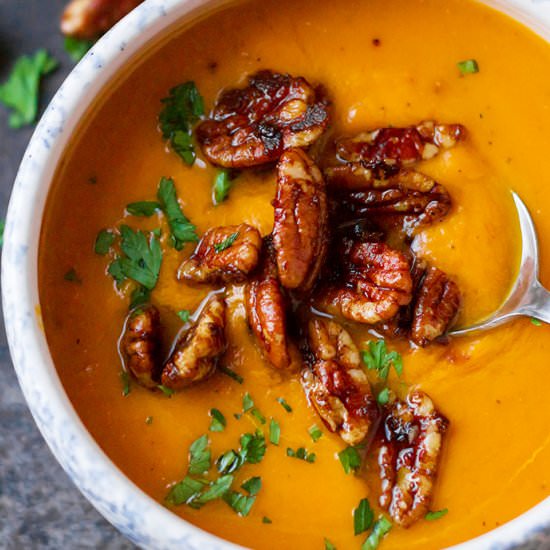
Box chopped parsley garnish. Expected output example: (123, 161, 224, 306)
(269, 418, 280, 445)
(377, 388, 390, 405)
(250, 408, 266, 425)
(277, 397, 292, 413)
(531, 318, 543, 327)
(130, 285, 150, 309)
(361, 340, 402, 381)
(219, 365, 244, 384)
(157, 384, 174, 397)
(425, 508, 448, 521)
(308, 424, 323, 443)
(0, 219, 5, 247)
(286, 447, 316, 463)
(194, 475, 233, 506)
(94, 229, 115, 255)
(177, 309, 191, 322)
(243, 392, 254, 412)
(262, 516, 272, 524)
(354, 498, 374, 535)
(362, 516, 392, 550)
(216, 431, 266, 474)
(188, 434, 211, 476)
(214, 232, 239, 253)
(64, 268, 81, 283)
(64, 36, 93, 62)
(145, 416, 153, 425)
(338, 446, 361, 474)
(209, 408, 226, 432)
(157, 177, 198, 249)
(120, 371, 131, 397)
(166, 476, 207, 506)
(457, 59, 479, 75)
(325, 538, 337, 550)
(107, 258, 126, 286)
(126, 201, 160, 217)
(0, 50, 58, 128)
(115, 225, 162, 289)
(159, 81, 204, 165)
(241, 476, 262, 496)
(217, 449, 243, 474)
(213, 169, 233, 205)
(223, 489, 256, 516)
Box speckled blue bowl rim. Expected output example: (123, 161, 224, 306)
(3, 0, 550, 548)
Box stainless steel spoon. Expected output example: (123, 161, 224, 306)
(451, 191, 550, 336)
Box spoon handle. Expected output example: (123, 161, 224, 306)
(523, 281, 550, 324)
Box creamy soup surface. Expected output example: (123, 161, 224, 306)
(39, 0, 550, 548)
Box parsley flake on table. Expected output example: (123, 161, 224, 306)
(338, 446, 361, 474)
(213, 169, 233, 205)
(0, 49, 58, 128)
(126, 201, 160, 217)
(64, 36, 94, 62)
(209, 408, 226, 432)
(159, 81, 204, 165)
(354, 498, 374, 535)
(94, 229, 115, 255)
(361, 340, 402, 381)
(425, 508, 448, 521)
(269, 418, 280, 445)
(157, 177, 198, 249)
(362, 516, 392, 550)
(188, 434, 211, 475)
(214, 231, 239, 253)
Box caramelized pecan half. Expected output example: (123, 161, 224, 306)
(196, 70, 330, 168)
(317, 242, 413, 324)
(335, 120, 466, 167)
(272, 149, 328, 291)
(378, 390, 449, 527)
(328, 170, 452, 234)
(301, 318, 379, 446)
(177, 224, 262, 285)
(120, 304, 162, 388)
(161, 295, 226, 389)
(411, 267, 460, 346)
(245, 236, 293, 369)
(61, 0, 142, 39)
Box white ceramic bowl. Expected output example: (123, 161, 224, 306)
(4, 0, 550, 548)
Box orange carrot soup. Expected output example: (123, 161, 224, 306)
(39, 0, 550, 548)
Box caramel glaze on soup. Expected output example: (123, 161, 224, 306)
(39, 0, 550, 548)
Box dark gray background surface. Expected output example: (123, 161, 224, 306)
(0, 1, 549, 549)
(0, 1, 134, 547)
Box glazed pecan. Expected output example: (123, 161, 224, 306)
(61, 0, 143, 39)
(161, 295, 226, 390)
(246, 236, 293, 369)
(120, 304, 162, 389)
(378, 390, 449, 527)
(196, 70, 330, 168)
(411, 267, 460, 346)
(317, 242, 413, 324)
(328, 170, 452, 234)
(272, 149, 328, 291)
(301, 318, 378, 446)
(177, 224, 262, 285)
(335, 120, 466, 167)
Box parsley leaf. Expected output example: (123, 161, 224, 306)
(214, 232, 239, 253)
(219, 365, 244, 384)
(223, 490, 256, 517)
(217, 449, 244, 474)
(159, 81, 204, 165)
(269, 418, 280, 445)
(213, 169, 233, 205)
(425, 509, 448, 521)
(209, 408, 226, 432)
(108, 258, 126, 286)
(457, 59, 479, 75)
(354, 498, 374, 535)
(377, 387, 390, 405)
(287, 447, 316, 463)
(241, 476, 262, 496)
(325, 539, 337, 550)
(277, 397, 292, 413)
(130, 285, 150, 309)
(262, 516, 272, 524)
(94, 229, 115, 255)
(338, 446, 361, 474)
(157, 177, 198, 249)
(118, 225, 162, 289)
(0, 49, 58, 128)
(126, 201, 160, 217)
(64, 36, 93, 62)
(362, 516, 392, 550)
(166, 476, 206, 506)
(157, 384, 174, 397)
(243, 392, 254, 412)
(177, 309, 190, 322)
(120, 371, 131, 397)
(64, 268, 81, 283)
(194, 474, 233, 506)
(308, 424, 323, 443)
(188, 435, 211, 475)
(239, 431, 266, 464)
(361, 340, 402, 381)
(531, 318, 543, 327)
